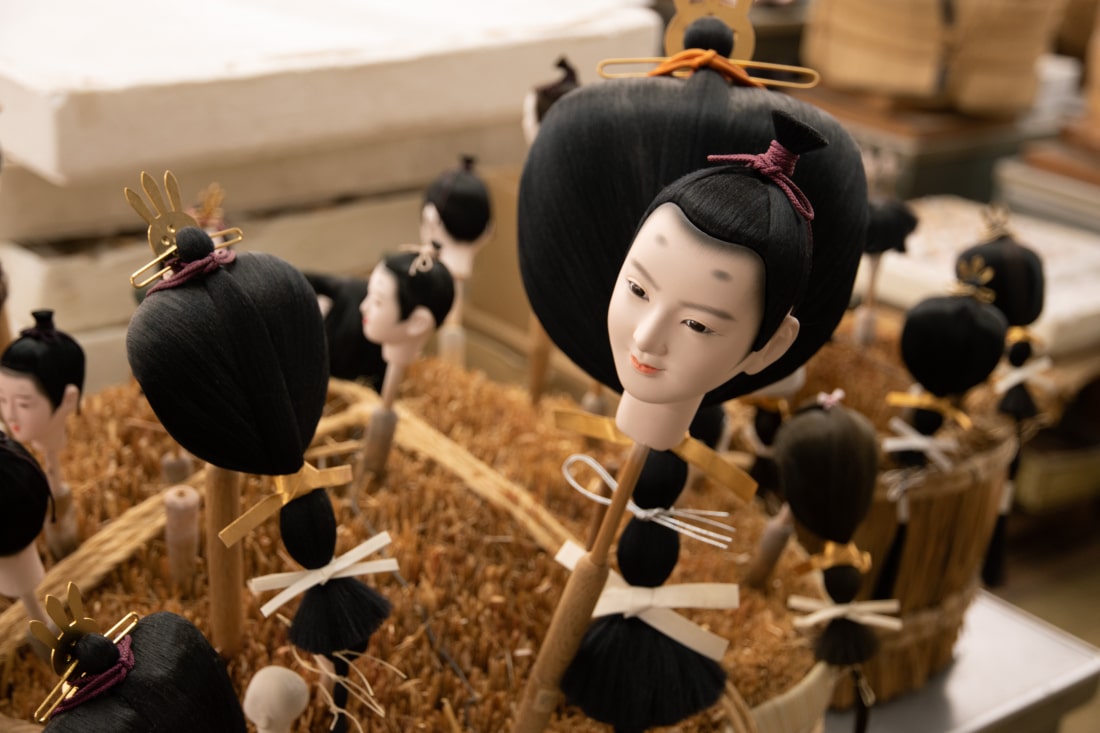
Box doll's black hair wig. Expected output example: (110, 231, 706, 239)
(0, 431, 50, 555)
(955, 234, 1044, 328)
(305, 271, 386, 386)
(126, 230, 327, 476)
(43, 612, 246, 732)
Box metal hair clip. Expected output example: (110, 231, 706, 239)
(29, 583, 140, 723)
(597, 54, 820, 89)
(125, 171, 244, 288)
(399, 241, 440, 276)
(952, 255, 996, 304)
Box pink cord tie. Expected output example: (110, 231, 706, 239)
(54, 635, 135, 715)
(147, 247, 237, 295)
(708, 140, 815, 226)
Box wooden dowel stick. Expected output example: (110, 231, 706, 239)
(742, 503, 793, 590)
(205, 465, 243, 657)
(528, 315, 551, 405)
(165, 485, 201, 595)
(512, 442, 650, 733)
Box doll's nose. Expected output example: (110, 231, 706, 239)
(633, 313, 667, 356)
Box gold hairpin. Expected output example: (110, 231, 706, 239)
(596, 55, 820, 89)
(398, 242, 438, 276)
(953, 255, 996, 303)
(981, 203, 1015, 242)
(796, 540, 872, 575)
(125, 171, 244, 289)
(29, 583, 139, 723)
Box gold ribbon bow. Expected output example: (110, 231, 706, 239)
(553, 409, 757, 503)
(885, 391, 973, 431)
(952, 255, 997, 304)
(1006, 326, 1042, 349)
(219, 462, 353, 547)
(796, 540, 872, 575)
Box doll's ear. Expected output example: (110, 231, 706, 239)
(406, 306, 437, 339)
(740, 314, 800, 376)
(59, 384, 81, 416)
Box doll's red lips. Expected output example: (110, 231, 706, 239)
(630, 355, 662, 375)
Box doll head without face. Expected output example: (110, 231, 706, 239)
(420, 156, 492, 280)
(126, 227, 328, 476)
(360, 250, 455, 365)
(0, 310, 85, 446)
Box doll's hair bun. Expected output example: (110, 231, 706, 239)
(771, 110, 828, 158)
(683, 16, 733, 57)
(175, 226, 215, 263)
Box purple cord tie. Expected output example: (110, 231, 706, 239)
(54, 635, 135, 716)
(708, 141, 815, 225)
(146, 247, 236, 295)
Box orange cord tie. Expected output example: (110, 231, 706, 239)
(646, 48, 764, 88)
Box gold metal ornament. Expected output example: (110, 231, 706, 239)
(29, 583, 139, 723)
(125, 171, 243, 288)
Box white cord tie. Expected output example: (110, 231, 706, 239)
(788, 595, 902, 632)
(994, 355, 1053, 395)
(882, 417, 957, 472)
(562, 454, 734, 549)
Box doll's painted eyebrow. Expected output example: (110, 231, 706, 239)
(628, 259, 659, 290)
(679, 300, 734, 320)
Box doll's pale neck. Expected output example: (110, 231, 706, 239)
(380, 341, 423, 371)
(614, 391, 702, 451)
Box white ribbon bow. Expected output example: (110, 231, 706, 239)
(787, 594, 902, 632)
(993, 355, 1054, 395)
(881, 417, 957, 472)
(562, 454, 735, 548)
(556, 541, 739, 661)
(248, 532, 399, 617)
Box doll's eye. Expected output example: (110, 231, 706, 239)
(627, 279, 648, 300)
(683, 319, 714, 334)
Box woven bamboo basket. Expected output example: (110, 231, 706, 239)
(774, 324, 1017, 708)
(1, 360, 837, 732)
(802, 0, 1068, 116)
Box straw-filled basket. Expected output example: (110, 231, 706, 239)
(2, 359, 838, 732)
(769, 324, 1017, 707)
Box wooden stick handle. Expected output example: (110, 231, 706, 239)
(527, 314, 551, 405)
(512, 442, 649, 733)
(205, 465, 243, 657)
(360, 407, 398, 479)
(742, 503, 793, 590)
(165, 485, 201, 595)
(43, 483, 79, 560)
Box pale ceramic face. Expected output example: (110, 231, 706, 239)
(607, 202, 765, 405)
(0, 370, 55, 443)
(360, 264, 408, 345)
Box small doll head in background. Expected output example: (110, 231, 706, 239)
(305, 271, 387, 389)
(360, 249, 454, 362)
(419, 155, 492, 281)
(0, 310, 85, 446)
(0, 430, 50, 601)
(522, 56, 579, 146)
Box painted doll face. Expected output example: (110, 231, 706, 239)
(607, 202, 766, 405)
(360, 264, 408, 345)
(0, 370, 55, 443)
